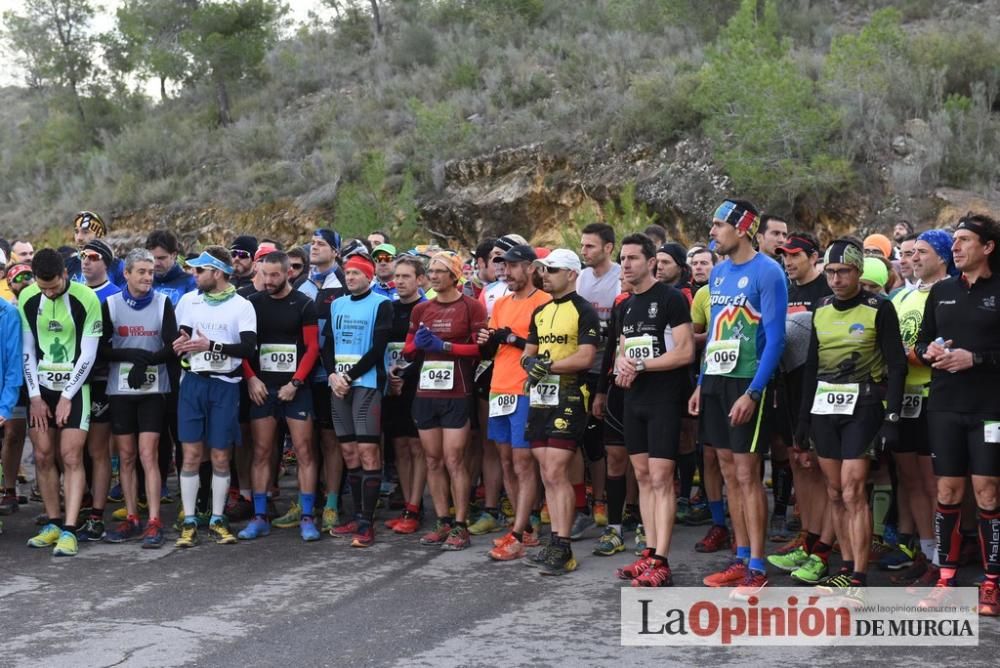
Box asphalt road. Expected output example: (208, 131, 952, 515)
(2, 470, 998, 667)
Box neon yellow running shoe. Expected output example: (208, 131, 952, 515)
(321, 507, 338, 532)
(27, 523, 61, 548)
(53, 530, 79, 557)
(273, 502, 302, 529)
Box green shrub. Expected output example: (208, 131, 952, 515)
(391, 24, 439, 70)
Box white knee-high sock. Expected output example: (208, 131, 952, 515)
(212, 470, 230, 519)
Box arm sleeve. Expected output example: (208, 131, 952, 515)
(61, 336, 98, 400)
(798, 319, 820, 426)
(403, 302, 424, 360)
(0, 310, 22, 419)
(98, 301, 114, 362)
(875, 300, 907, 415)
(219, 332, 257, 360)
(448, 298, 487, 357)
(149, 300, 178, 365)
(748, 265, 788, 393)
(347, 302, 392, 381)
(295, 324, 320, 382)
(22, 329, 40, 398)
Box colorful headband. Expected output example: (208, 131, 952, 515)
(714, 201, 760, 237)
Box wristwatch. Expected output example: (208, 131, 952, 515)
(211, 341, 224, 354)
(506, 332, 518, 345)
(745, 389, 762, 403)
(884, 412, 900, 423)
(291, 378, 304, 388)
(443, 341, 453, 354)
(973, 352, 983, 366)
(634, 358, 646, 372)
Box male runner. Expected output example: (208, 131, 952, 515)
(325, 253, 392, 547)
(240, 251, 321, 542)
(383, 256, 427, 535)
(523, 249, 600, 574)
(479, 244, 551, 560)
(404, 251, 486, 551)
(796, 238, 907, 595)
(229, 235, 258, 291)
(147, 229, 197, 306)
(915, 214, 1000, 616)
(10, 240, 34, 265)
(172, 247, 257, 547)
(755, 214, 788, 260)
(69, 212, 126, 286)
(0, 280, 23, 530)
(20, 249, 102, 556)
(690, 199, 787, 596)
(371, 243, 398, 300)
(1, 264, 32, 516)
(101, 249, 177, 548)
(612, 234, 694, 586)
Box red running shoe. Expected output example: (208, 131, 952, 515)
(695, 525, 731, 553)
(703, 559, 747, 587)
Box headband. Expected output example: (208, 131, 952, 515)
(714, 201, 760, 237)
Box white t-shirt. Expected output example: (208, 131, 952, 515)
(576, 263, 622, 374)
(480, 280, 511, 318)
(176, 291, 256, 383)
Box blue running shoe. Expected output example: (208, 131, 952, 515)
(300, 516, 320, 542)
(238, 517, 271, 540)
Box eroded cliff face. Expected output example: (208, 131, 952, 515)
(89, 138, 999, 255)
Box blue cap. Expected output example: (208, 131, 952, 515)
(185, 251, 233, 275)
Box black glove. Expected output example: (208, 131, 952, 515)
(878, 420, 900, 453)
(524, 357, 552, 387)
(127, 364, 149, 390)
(124, 349, 154, 366)
(489, 327, 513, 346)
(794, 420, 811, 450)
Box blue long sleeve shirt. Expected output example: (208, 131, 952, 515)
(0, 299, 23, 420)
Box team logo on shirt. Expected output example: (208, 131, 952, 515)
(648, 302, 658, 318)
(982, 296, 996, 311)
(849, 323, 866, 336)
(738, 277, 749, 289)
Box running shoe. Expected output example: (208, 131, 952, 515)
(978, 579, 999, 616)
(683, 503, 712, 526)
(351, 522, 375, 548)
(731, 570, 768, 600)
(494, 531, 514, 547)
(111, 506, 133, 521)
(879, 543, 916, 570)
(107, 483, 124, 503)
(331, 519, 360, 538)
(441, 525, 471, 551)
(695, 525, 730, 553)
(593, 526, 626, 556)
(632, 561, 673, 587)
(616, 551, 654, 580)
(489, 533, 526, 561)
(525, 538, 555, 568)
(917, 577, 957, 608)
(675, 498, 691, 524)
(300, 516, 321, 542)
(539, 503, 551, 525)
(273, 502, 302, 529)
(570, 511, 595, 541)
(224, 494, 253, 523)
(814, 571, 853, 595)
(0, 493, 18, 514)
(384, 511, 406, 530)
(539, 547, 577, 576)
(790, 554, 828, 584)
(767, 545, 810, 572)
(468, 511, 500, 535)
(53, 530, 79, 557)
(321, 507, 339, 532)
(76, 517, 105, 542)
(141, 519, 164, 549)
(891, 552, 928, 585)
(905, 564, 941, 593)
(160, 484, 173, 504)
(27, 523, 62, 548)
(500, 497, 515, 519)
(633, 524, 646, 554)
(768, 515, 795, 542)
(867, 537, 893, 563)
(703, 559, 747, 587)
(593, 501, 608, 527)
(104, 519, 142, 543)
(238, 517, 271, 540)
(393, 515, 420, 534)
(172, 509, 210, 531)
(419, 519, 452, 546)
(522, 530, 540, 547)
(772, 531, 807, 555)
(208, 518, 238, 545)
(176, 523, 199, 548)
(29, 484, 42, 502)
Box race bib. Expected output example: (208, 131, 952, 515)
(985, 421, 1000, 444)
(334, 354, 361, 375)
(474, 359, 493, 382)
(489, 393, 517, 417)
(260, 344, 297, 373)
(38, 361, 73, 392)
(118, 363, 158, 393)
(704, 339, 740, 375)
(386, 342, 405, 368)
(529, 374, 560, 407)
(623, 335, 655, 361)
(811, 381, 859, 416)
(188, 351, 230, 373)
(901, 387, 924, 419)
(419, 361, 455, 391)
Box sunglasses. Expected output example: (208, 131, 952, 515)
(10, 272, 33, 284)
(195, 266, 218, 274)
(290, 262, 304, 270)
(373, 254, 393, 263)
(81, 251, 103, 262)
(543, 266, 564, 274)
(823, 267, 857, 279)
(231, 250, 252, 260)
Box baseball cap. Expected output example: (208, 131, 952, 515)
(253, 242, 278, 262)
(777, 234, 819, 256)
(494, 234, 529, 254)
(502, 244, 537, 263)
(372, 243, 397, 259)
(533, 248, 582, 273)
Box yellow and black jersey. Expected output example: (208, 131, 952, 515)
(528, 291, 600, 388)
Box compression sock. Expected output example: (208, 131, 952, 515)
(871, 483, 892, 539)
(677, 451, 696, 501)
(978, 507, 1000, 578)
(607, 474, 625, 527)
(252, 492, 267, 519)
(180, 470, 199, 521)
(771, 459, 792, 518)
(935, 502, 962, 573)
(300, 492, 315, 517)
(211, 469, 230, 522)
(347, 467, 363, 517)
(362, 469, 382, 523)
(709, 500, 726, 527)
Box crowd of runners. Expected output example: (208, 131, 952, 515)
(1, 202, 998, 616)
